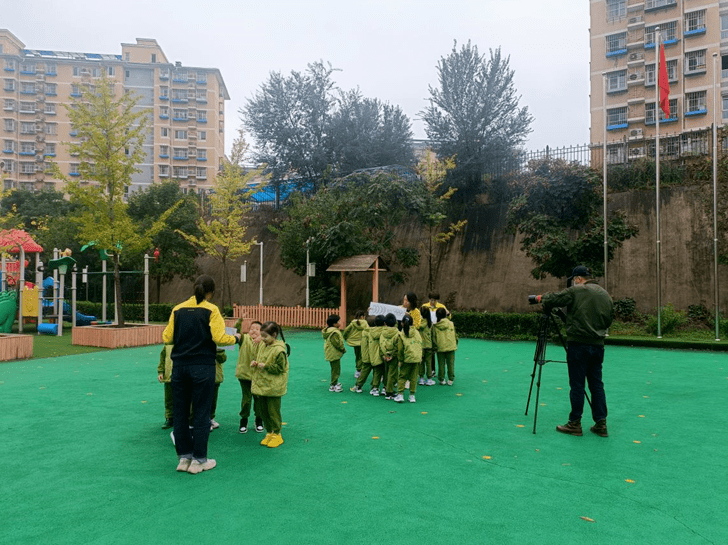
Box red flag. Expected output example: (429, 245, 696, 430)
(658, 43, 670, 116)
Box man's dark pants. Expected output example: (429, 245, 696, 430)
(171, 364, 215, 462)
(566, 342, 607, 423)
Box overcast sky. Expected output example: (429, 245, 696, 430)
(4, 0, 590, 156)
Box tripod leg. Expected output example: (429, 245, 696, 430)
(532, 361, 544, 434)
(526, 316, 548, 416)
(525, 357, 538, 416)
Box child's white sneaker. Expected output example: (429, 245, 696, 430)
(409, 395, 416, 403)
(426, 379, 436, 386)
(350, 385, 363, 393)
(333, 383, 343, 392)
(354, 371, 361, 379)
(393, 394, 404, 403)
(370, 388, 380, 397)
(418, 378, 426, 386)
(440, 380, 446, 385)
(447, 380, 453, 386)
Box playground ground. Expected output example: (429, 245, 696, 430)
(1, 330, 726, 545)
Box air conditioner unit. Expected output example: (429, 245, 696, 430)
(628, 128, 643, 139)
(629, 147, 645, 158)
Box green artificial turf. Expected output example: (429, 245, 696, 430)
(1, 331, 726, 544)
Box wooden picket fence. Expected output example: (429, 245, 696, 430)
(232, 304, 342, 329)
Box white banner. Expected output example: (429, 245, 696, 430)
(368, 302, 406, 320)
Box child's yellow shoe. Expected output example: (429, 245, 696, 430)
(266, 433, 284, 448)
(260, 433, 272, 446)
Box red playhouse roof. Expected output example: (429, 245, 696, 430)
(0, 230, 43, 253)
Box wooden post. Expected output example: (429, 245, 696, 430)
(372, 257, 379, 303)
(340, 271, 347, 326)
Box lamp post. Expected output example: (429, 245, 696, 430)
(256, 241, 263, 305)
(712, 52, 721, 341)
(305, 237, 313, 308)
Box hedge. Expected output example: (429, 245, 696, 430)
(76, 302, 174, 323)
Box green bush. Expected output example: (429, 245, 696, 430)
(75, 301, 174, 323)
(450, 311, 543, 340)
(645, 303, 687, 336)
(613, 297, 638, 321)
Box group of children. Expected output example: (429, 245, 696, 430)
(322, 292, 458, 403)
(159, 320, 291, 449)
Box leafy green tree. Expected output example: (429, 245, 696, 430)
(326, 89, 415, 175)
(272, 170, 430, 280)
(415, 153, 467, 292)
(421, 41, 533, 198)
(127, 181, 202, 302)
(506, 158, 639, 280)
(56, 75, 171, 325)
(178, 129, 265, 309)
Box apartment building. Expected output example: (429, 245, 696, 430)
(590, 0, 726, 162)
(0, 29, 228, 194)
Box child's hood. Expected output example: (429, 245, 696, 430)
(322, 327, 340, 340)
(349, 319, 368, 331)
(433, 318, 452, 330)
(380, 326, 399, 339)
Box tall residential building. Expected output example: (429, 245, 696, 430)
(590, 0, 725, 162)
(0, 29, 228, 194)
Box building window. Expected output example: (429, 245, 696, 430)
(606, 0, 626, 21)
(684, 91, 707, 116)
(159, 86, 169, 99)
(69, 163, 80, 176)
(19, 62, 35, 74)
(71, 84, 82, 97)
(645, 0, 676, 10)
(173, 108, 187, 121)
(645, 100, 678, 124)
(645, 59, 678, 85)
(606, 70, 627, 93)
(174, 130, 187, 140)
(3, 140, 15, 152)
(20, 82, 36, 94)
(173, 147, 188, 159)
(45, 143, 56, 156)
(4, 59, 16, 71)
(644, 21, 678, 46)
(45, 123, 57, 135)
(172, 89, 187, 102)
(607, 107, 628, 129)
(685, 50, 706, 75)
(45, 103, 56, 115)
(20, 141, 35, 155)
(722, 15, 728, 40)
(159, 145, 169, 158)
(159, 68, 170, 80)
(159, 165, 169, 177)
(684, 10, 706, 36)
(19, 101, 35, 113)
(151, 54, 157, 63)
(20, 162, 36, 174)
(196, 167, 206, 179)
(606, 33, 627, 57)
(197, 72, 207, 84)
(722, 96, 728, 120)
(173, 166, 187, 178)
(4, 119, 16, 132)
(3, 99, 15, 111)
(45, 63, 57, 75)
(197, 149, 207, 160)
(45, 83, 57, 96)
(107, 66, 115, 76)
(173, 71, 187, 83)
(4, 79, 15, 92)
(21, 122, 36, 134)
(159, 106, 169, 119)
(3, 159, 15, 172)
(161, 127, 169, 137)
(198, 131, 206, 141)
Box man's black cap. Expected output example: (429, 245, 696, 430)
(567, 265, 591, 281)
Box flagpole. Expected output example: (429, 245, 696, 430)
(655, 28, 662, 338)
(712, 52, 721, 341)
(602, 72, 608, 294)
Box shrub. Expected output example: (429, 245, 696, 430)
(613, 297, 638, 322)
(450, 311, 543, 340)
(645, 303, 687, 336)
(76, 301, 174, 323)
(687, 304, 709, 326)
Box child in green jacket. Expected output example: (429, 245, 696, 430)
(157, 345, 174, 428)
(235, 320, 264, 434)
(379, 313, 400, 400)
(350, 315, 376, 393)
(322, 314, 346, 392)
(367, 315, 386, 396)
(343, 310, 368, 378)
(418, 311, 435, 386)
(432, 307, 458, 385)
(209, 349, 227, 429)
(395, 314, 423, 403)
(251, 321, 290, 449)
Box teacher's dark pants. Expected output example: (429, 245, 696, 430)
(566, 342, 608, 423)
(171, 363, 215, 462)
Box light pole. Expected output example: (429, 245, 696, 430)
(256, 241, 263, 305)
(712, 52, 721, 341)
(305, 237, 312, 308)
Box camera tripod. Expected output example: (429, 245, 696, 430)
(524, 310, 590, 434)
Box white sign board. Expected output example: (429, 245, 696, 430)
(368, 302, 406, 321)
(220, 327, 238, 350)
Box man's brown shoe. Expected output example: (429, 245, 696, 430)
(590, 419, 608, 437)
(556, 420, 583, 436)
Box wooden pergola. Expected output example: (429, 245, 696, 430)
(326, 255, 389, 324)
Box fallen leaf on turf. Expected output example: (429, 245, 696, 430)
(87, 393, 93, 396)
(482, 455, 492, 460)
(341, 401, 347, 404)
(516, 424, 525, 428)
(420, 412, 428, 415)
(580, 517, 595, 523)
(141, 400, 147, 403)
(456, 393, 463, 397)
(282, 422, 287, 426)
(638, 415, 645, 418)
(556, 387, 562, 390)
(633, 440, 641, 444)
(372, 436, 379, 440)
(539, 403, 546, 406)
(625, 479, 635, 483)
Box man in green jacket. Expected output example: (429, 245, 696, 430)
(536, 265, 614, 438)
